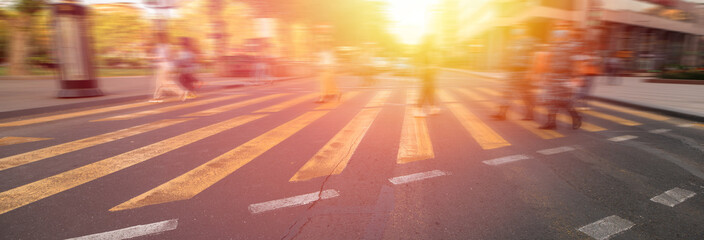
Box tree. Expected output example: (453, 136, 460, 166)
(90, 8, 148, 66)
(1, 0, 45, 75)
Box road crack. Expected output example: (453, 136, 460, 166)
(281, 129, 366, 240)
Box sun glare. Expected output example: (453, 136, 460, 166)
(384, 0, 440, 45)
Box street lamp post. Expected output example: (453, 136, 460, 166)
(52, 0, 103, 98)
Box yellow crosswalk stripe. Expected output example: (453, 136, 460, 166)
(290, 91, 389, 181)
(472, 100, 564, 140)
(0, 137, 52, 146)
(470, 89, 607, 132)
(92, 95, 246, 122)
(437, 89, 458, 103)
(314, 91, 360, 110)
(365, 90, 392, 108)
(253, 93, 318, 113)
(523, 103, 606, 132)
(476, 87, 501, 97)
(0, 101, 157, 128)
(440, 90, 510, 149)
(397, 90, 434, 163)
(290, 109, 381, 182)
(553, 111, 606, 132)
(111, 111, 327, 211)
(457, 88, 487, 101)
(581, 110, 641, 126)
(183, 93, 290, 117)
(0, 119, 191, 172)
(0, 114, 265, 215)
(588, 101, 669, 121)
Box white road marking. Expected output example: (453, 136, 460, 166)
(248, 189, 340, 214)
(388, 170, 448, 185)
(650, 187, 696, 207)
(577, 215, 634, 240)
(648, 129, 671, 134)
(66, 219, 178, 240)
(482, 154, 531, 166)
(608, 135, 638, 142)
(677, 123, 694, 128)
(537, 146, 576, 155)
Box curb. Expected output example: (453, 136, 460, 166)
(0, 75, 152, 81)
(442, 68, 504, 80)
(0, 75, 56, 80)
(587, 96, 704, 123)
(644, 79, 704, 85)
(0, 75, 310, 119)
(0, 94, 151, 119)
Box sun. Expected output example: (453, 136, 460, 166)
(384, 0, 440, 45)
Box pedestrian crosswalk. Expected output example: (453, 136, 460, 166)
(439, 89, 511, 149)
(397, 90, 434, 163)
(0, 85, 701, 216)
(92, 94, 246, 122)
(290, 91, 389, 182)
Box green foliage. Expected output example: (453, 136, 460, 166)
(14, 0, 46, 15)
(90, 8, 148, 67)
(0, 20, 7, 63)
(659, 71, 704, 80)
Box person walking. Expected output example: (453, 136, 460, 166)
(254, 49, 271, 85)
(538, 21, 581, 130)
(575, 46, 601, 110)
(149, 32, 183, 103)
(175, 37, 201, 101)
(530, 43, 551, 106)
(315, 40, 341, 103)
(606, 55, 622, 85)
(414, 36, 440, 117)
(490, 24, 537, 121)
(358, 47, 376, 87)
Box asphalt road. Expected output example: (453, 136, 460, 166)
(1, 71, 703, 240)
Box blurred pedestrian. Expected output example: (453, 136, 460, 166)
(575, 45, 601, 110)
(254, 43, 271, 85)
(538, 21, 581, 130)
(358, 46, 376, 87)
(175, 37, 201, 101)
(490, 24, 537, 121)
(149, 32, 183, 103)
(606, 54, 622, 85)
(530, 44, 551, 106)
(414, 36, 440, 117)
(315, 40, 341, 103)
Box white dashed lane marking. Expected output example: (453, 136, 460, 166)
(248, 189, 340, 214)
(577, 215, 634, 240)
(648, 129, 671, 134)
(66, 219, 178, 240)
(537, 146, 575, 155)
(388, 170, 449, 185)
(608, 135, 638, 142)
(650, 187, 696, 207)
(677, 123, 694, 128)
(482, 154, 531, 166)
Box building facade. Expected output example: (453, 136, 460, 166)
(456, 0, 704, 71)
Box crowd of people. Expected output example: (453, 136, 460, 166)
(489, 20, 612, 130)
(148, 33, 202, 103)
(144, 21, 619, 129)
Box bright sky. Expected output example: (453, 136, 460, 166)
(383, 0, 439, 45)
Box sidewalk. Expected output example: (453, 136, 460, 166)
(444, 68, 704, 121)
(0, 74, 309, 118)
